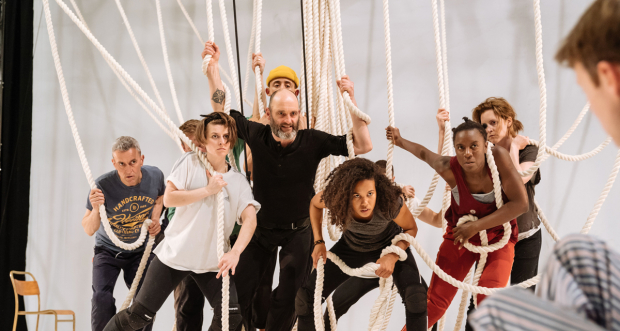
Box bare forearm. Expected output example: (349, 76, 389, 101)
(207, 62, 225, 112)
(310, 204, 324, 241)
(438, 128, 446, 154)
(251, 88, 261, 121)
(418, 207, 442, 228)
(231, 209, 257, 255)
(164, 188, 212, 207)
(351, 115, 372, 154)
(473, 201, 527, 232)
(82, 209, 101, 236)
(151, 196, 164, 221)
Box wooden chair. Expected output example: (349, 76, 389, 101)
(9, 271, 75, 331)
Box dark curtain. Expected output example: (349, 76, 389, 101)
(0, 0, 33, 330)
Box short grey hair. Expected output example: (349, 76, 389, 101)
(112, 136, 141, 154)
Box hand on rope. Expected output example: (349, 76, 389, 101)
(201, 41, 220, 76)
(336, 76, 371, 124)
(252, 53, 265, 75)
(402, 185, 415, 199)
(436, 108, 449, 131)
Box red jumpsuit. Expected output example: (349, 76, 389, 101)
(426, 157, 518, 327)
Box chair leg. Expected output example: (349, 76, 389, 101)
(72, 314, 76, 331)
(54, 314, 58, 331)
(12, 312, 17, 331)
(36, 315, 40, 331)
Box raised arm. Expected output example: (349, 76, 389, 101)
(336, 76, 372, 155)
(250, 53, 267, 122)
(202, 41, 225, 113)
(309, 191, 327, 268)
(436, 108, 450, 154)
(452, 146, 529, 246)
(386, 126, 455, 186)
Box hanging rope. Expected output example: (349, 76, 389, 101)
(67, 0, 179, 150)
(176, 0, 236, 89)
(43, 0, 155, 310)
(155, 0, 185, 124)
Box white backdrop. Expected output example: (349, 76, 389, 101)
(28, 0, 619, 330)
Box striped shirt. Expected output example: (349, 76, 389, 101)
(469, 234, 620, 330)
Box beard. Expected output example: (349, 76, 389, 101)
(270, 117, 299, 140)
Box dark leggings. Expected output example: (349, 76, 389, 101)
(464, 229, 542, 331)
(102, 256, 243, 331)
(323, 274, 431, 330)
(295, 239, 427, 331)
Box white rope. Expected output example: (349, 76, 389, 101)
(581, 149, 620, 234)
(113, 0, 167, 114)
(48, 2, 234, 327)
(155, 0, 184, 124)
(120, 230, 155, 310)
(67, 0, 179, 149)
(242, 0, 258, 110)
(253, 0, 266, 118)
(381, 0, 396, 181)
(176, 0, 236, 88)
(42, 0, 156, 311)
(515, 0, 548, 178)
(217, 0, 242, 111)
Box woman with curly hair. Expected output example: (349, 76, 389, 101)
(294, 157, 428, 330)
(387, 117, 528, 328)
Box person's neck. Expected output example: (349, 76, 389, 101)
(496, 134, 513, 151)
(119, 170, 142, 187)
(206, 153, 228, 173)
(272, 132, 294, 148)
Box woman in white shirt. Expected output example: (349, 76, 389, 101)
(104, 112, 260, 331)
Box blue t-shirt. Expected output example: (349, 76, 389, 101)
(86, 165, 166, 253)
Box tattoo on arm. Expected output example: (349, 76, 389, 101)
(212, 89, 225, 105)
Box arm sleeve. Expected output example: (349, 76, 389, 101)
(519, 145, 538, 163)
(236, 180, 261, 225)
(313, 129, 349, 159)
(519, 145, 542, 185)
(230, 110, 264, 146)
(390, 196, 405, 219)
(157, 168, 166, 196)
(167, 155, 192, 191)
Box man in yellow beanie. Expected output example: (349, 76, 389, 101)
(251, 53, 307, 127)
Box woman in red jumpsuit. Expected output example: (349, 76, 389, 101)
(386, 117, 528, 328)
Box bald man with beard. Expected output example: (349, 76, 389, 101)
(206, 62, 372, 329)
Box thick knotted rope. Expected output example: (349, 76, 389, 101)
(313, 238, 409, 331)
(43, 0, 156, 310)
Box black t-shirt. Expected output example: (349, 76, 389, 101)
(229, 110, 349, 226)
(517, 145, 541, 233)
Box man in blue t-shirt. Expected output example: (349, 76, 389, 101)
(83, 136, 165, 331)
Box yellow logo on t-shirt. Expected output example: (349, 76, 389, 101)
(108, 195, 155, 241)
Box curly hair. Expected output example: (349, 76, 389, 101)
(321, 158, 403, 230)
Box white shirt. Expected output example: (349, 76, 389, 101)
(154, 152, 260, 273)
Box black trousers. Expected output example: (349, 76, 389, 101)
(174, 276, 205, 331)
(322, 273, 431, 330)
(91, 246, 154, 331)
(133, 256, 242, 331)
(464, 229, 542, 331)
(295, 239, 427, 331)
(233, 224, 313, 331)
(250, 248, 278, 329)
